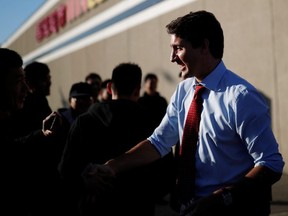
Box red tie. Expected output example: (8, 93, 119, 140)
(177, 84, 205, 203)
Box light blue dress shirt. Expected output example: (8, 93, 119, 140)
(148, 61, 285, 197)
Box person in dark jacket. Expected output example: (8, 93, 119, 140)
(58, 81, 94, 131)
(59, 62, 173, 216)
(138, 73, 168, 130)
(138, 73, 177, 206)
(16, 61, 64, 216)
(22, 61, 53, 131)
(85, 72, 102, 103)
(0, 48, 60, 216)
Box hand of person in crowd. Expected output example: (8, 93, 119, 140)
(81, 163, 116, 196)
(42, 111, 62, 136)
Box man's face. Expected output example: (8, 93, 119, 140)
(29, 73, 51, 96)
(144, 78, 157, 95)
(37, 74, 51, 96)
(169, 35, 203, 79)
(69, 96, 93, 114)
(6, 67, 29, 110)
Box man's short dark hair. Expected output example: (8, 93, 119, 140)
(0, 48, 23, 111)
(85, 72, 102, 83)
(0, 48, 23, 77)
(69, 82, 93, 98)
(166, 10, 224, 59)
(144, 73, 158, 82)
(24, 61, 50, 85)
(112, 63, 142, 96)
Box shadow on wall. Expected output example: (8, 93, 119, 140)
(162, 71, 176, 85)
(258, 90, 271, 118)
(59, 87, 69, 108)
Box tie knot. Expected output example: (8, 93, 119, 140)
(194, 85, 205, 97)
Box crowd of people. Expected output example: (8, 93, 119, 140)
(1, 10, 284, 216)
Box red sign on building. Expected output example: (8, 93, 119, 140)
(36, 0, 106, 42)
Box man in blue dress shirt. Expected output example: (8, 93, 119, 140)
(82, 10, 285, 216)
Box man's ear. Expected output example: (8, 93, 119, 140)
(201, 38, 210, 55)
(106, 81, 112, 95)
(134, 84, 141, 98)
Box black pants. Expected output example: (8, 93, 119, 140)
(179, 194, 271, 216)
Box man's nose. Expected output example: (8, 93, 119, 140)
(170, 51, 176, 62)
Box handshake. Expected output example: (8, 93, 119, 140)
(81, 163, 116, 196)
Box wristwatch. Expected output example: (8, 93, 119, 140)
(221, 189, 233, 206)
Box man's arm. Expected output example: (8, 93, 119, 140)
(220, 165, 282, 201)
(105, 139, 162, 175)
(82, 139, 162, 193)
(189, 165, 282, 215)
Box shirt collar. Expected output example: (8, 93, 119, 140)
(196, 60, 226, 91)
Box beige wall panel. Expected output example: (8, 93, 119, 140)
(84, 42, 110, 79)
(9, 39, 25, 56)
(104, 31, 129, 75)
(128, 20, 168, 96)
(70, 49, 88, 80)
(48, 54, 74, 110)
(272, 0, 288, 169)
(23, 26, 40, 54)
(128, 21, 161, 72)
(209, 0, 275, 89)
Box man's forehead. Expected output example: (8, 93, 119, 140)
(170, 35, 185, 45)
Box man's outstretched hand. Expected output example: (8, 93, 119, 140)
(81, 163, 116, 196)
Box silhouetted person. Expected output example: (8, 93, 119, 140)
(57, 82, 94, 215)
(81, 11, 284, 216)
(0, 48, 61, 216)
(57, 82, 94, 160)
(138, 73, 176, 206)
(138, 73, 168, 130)
(58, 82, 94, 127)
(22, 61, 52, 132)
(59, 63, 171, 216)
(98, 79, 112, 102)
(85, 72, 102, 103)
(18, 61, 64, 216)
